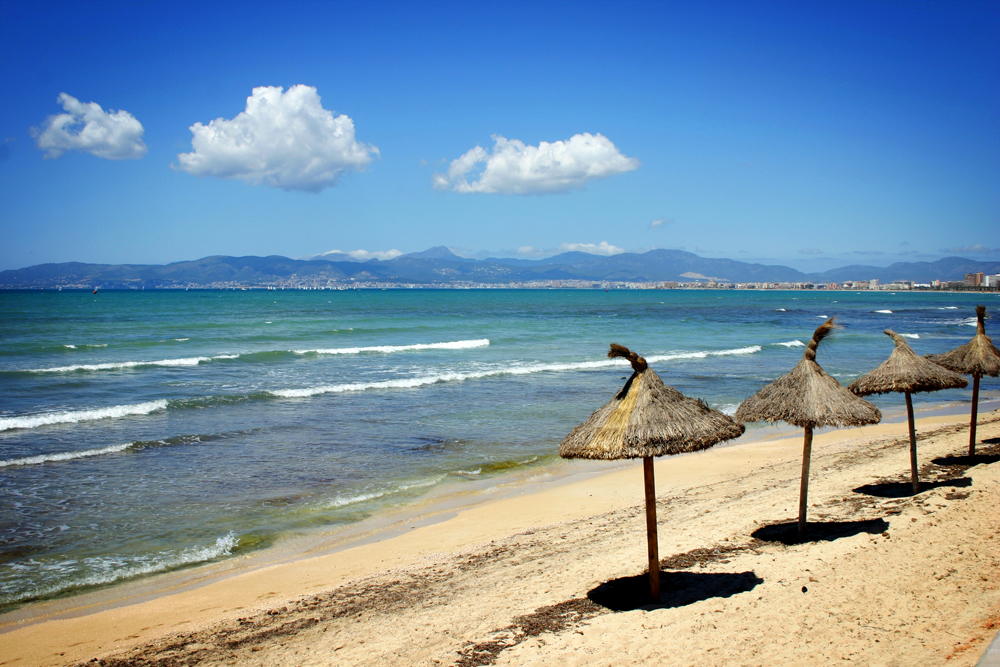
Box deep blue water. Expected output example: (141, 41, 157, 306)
(0, 288, 996, 609)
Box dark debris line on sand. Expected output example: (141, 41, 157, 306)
(454, 599, 604, 667)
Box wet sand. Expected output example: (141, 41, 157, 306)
(2, 409, 999, 667)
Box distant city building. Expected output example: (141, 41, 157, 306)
(965, 272, 984, 287)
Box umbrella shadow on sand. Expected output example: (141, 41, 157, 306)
(750, 518, 889, 545)
(931, 439, 1000, 469)
(853, 477, 972, 498)
(587, 570, 764, 612)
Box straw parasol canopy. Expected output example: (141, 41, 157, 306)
(925, 305, 1000, 455)
(560, 344, 744, 601)
(735, 318, 881, 538)
(849, 330, 967, 492)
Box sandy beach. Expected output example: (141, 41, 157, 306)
(2, 408, 999, 667)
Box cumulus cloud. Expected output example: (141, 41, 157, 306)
(650, 217, 676, 229)
(321, 249, 402, 261)
(558, 242, 625, 256)
(175, 85, 378, 193)
(942, 244, 998, 254)
(432, 133, 639, 195)
(30, 93, 147, 160)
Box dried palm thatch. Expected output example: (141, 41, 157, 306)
(735, 318, 881, 539)
(736, 319, 882, 428)
(925, 305, 1000, 454)
(851, 330, 969, 397)
(560, 344, 744, 601)
(560, 346, 745, 460)
(850, 330, 967, 492)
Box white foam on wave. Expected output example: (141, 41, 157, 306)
(817, 315, 829, 318)
(174, 338, 190, 341)
(0, 400, 168, 432)
(326, 490, 386, 508)
(63, 344, 76, 349)
(0, 533, 238, 605)
(775, 340, 806, 348)
(874, 310, 893, 314)
(294, 339, 490, 356)
(0, 442, 137, 467)
(25, 355, 235, 374)
(646, 346, 762, 363)
(323, 476, 445, 509)
(775, 308, 787, 312)
(899, 333, 920, 339)
(940, 307, 959, 310)
(270, 346, 763, 399)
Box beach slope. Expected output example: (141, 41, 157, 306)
(2, 411, 999, 667)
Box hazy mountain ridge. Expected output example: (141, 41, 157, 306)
(2, 249, 998, 288)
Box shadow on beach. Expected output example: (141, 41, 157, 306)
(853, 477, 972, 498)
(750, 518, 888, 545)
(587, 570, 763, 612)
(931, 453, 1000, 468)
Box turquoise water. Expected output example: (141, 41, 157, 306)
(0, 288, 996, 609)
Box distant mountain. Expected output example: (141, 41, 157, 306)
(399, 246, 476, 262)
(1, 250, 997, 289)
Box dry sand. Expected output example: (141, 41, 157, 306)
(2, 410, 999, 667)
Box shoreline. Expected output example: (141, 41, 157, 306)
(5, 395, 996, 628)
(2, 404, 999, 666)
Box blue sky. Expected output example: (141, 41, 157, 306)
(1, 1, 997, 272)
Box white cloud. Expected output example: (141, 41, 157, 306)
(322, 249, 402, 261)
(943, 244, 998, 254)
(433, 133, 639, 195)
(175, 85, 378, 193)
(650, 217, 676, 229)
(558, 242, 625, 256)
(30, 93, 147, 160)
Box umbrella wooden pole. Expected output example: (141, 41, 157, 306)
(798, 426, 814, 540)
(969, 374, 980, 456)
(643, 456, 660, 602)
(905, 391, 919, 494)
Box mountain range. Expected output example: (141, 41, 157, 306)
(2, 248, 998, 288)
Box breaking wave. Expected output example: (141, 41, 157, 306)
(294, 339, 490, 355)
(0, 400, 168, 432)
(0, 533, 239, 606)
(270, 346, 763, 399)
(0, 442, 138, 467)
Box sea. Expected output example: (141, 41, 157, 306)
(1, 288, 997, 612)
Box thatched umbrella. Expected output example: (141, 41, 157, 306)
(926, 305, 1000, 455)
(560, 344, 744, 601)
(735, 319, 881, 539)
(849, 330, 967, 492)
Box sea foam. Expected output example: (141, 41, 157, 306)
(294, 339, 490, 355)
(0, 400, 168, 432)
(0, 442, 137, 467)
(270, 346, 762, 399)
(0, 533, 238, 605)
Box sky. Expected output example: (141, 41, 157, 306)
(1, 0, 997, 273)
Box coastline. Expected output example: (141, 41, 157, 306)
(2, 403, 999, 666)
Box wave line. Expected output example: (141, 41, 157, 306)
(0, 400, 168, 432)
(270, 346, 762, 398)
